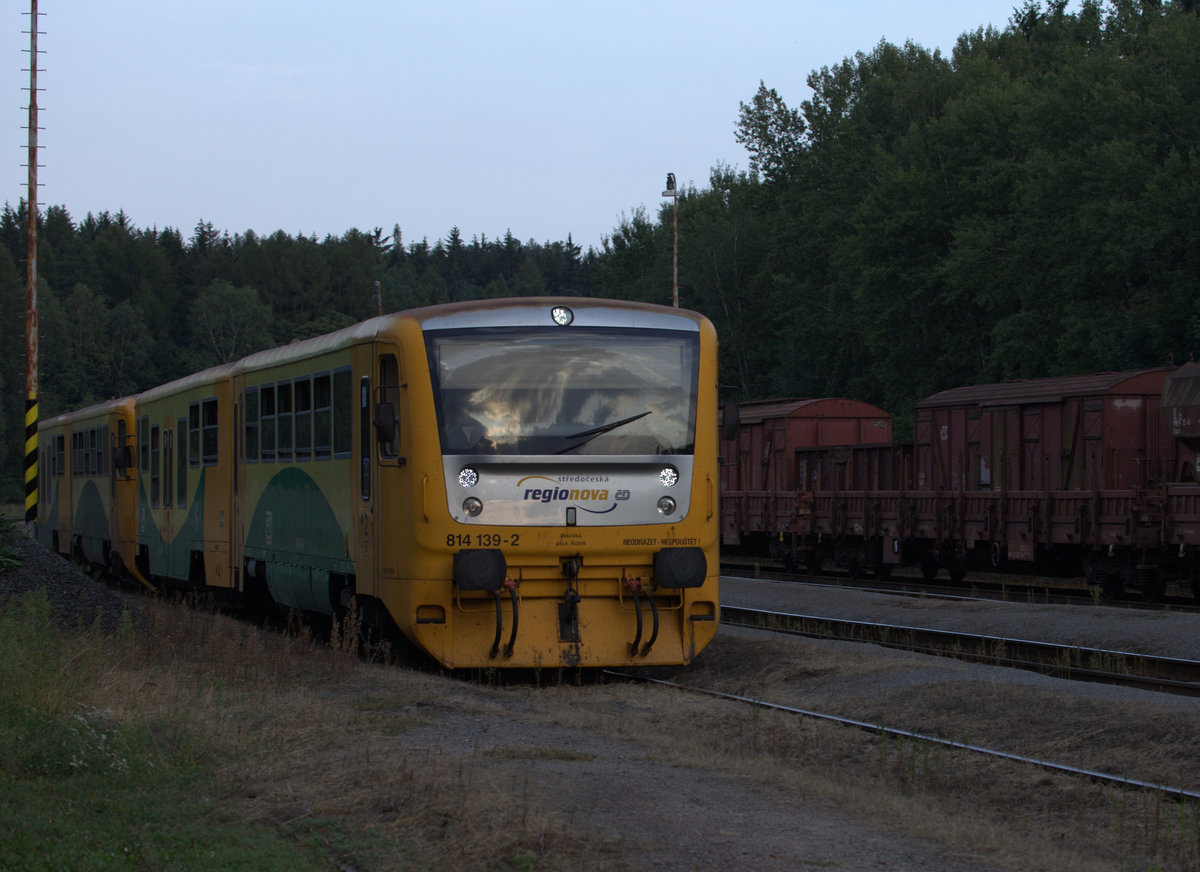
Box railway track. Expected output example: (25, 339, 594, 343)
(720, 560, 1200, 612)
(609, 670, 1200, 804)
(720, 603, 1200, 697)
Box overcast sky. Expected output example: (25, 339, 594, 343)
(6, 2, 1034, 252)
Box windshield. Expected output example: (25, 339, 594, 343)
(426, 327, 699, 455)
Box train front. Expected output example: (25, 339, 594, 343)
(394, 299, 720, 669)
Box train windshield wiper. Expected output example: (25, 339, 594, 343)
(554, 410, 652, 454)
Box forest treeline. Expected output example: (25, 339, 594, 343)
(3, 0, 1199, 500)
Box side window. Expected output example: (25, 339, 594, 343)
(334, 367, 352, 458)
(202, 398, 219, 465)
(295, 377, 312, 461)
(176, 417, 188, 507)
(314, 372, 332, 460)
(188, 404, 200, 468)
(277, 381, 293, 462)
(360, 376, 371, 500)
(244, 388, 259, 462)
(378, 355, 401, 459)
(261, 387, 276, 462)
(55, 434, 65, 478)
(163, 431, 173, 508)
(140, 415, 151, 474)
(150, 425, 161, 508)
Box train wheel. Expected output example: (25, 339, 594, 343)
(921, 558, 938, 580)
(873, 564, 893, 580)
(948, 568, 966, 583)
(1100, 574, 1123, 600)
(1192, 577, 1200, 604)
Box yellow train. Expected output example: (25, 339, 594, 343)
(38, 298, 723, 668)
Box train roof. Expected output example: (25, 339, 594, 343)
(40, 395, 136, 429)
(135, 297, 705, 398)
(735, 397, 891, 425)
(917, 368, 1174, 409)
(1162, 362, 1200, 408)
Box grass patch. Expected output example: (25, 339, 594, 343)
(0, 594, 363, 872)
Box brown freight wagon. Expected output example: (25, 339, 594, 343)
(720, 398, 892, 565)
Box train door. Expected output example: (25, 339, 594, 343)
(351, 344, 379, 601)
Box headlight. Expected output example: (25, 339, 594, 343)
(659, 466, 678, 487)
(458, 467, 479, 487)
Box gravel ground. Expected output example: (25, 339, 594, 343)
(721, 575, 1200, 660)
(0, 532, 138, 635)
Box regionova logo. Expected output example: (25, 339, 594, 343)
(517, 475, 630, 514)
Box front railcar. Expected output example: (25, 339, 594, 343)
(376, 299, 720, 669)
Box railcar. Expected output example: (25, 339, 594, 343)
(37, 396, 150, 588)
(41, 298, 724, 668)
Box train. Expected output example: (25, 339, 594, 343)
(721, 365, 1200, 602)
(36, 297, 726, 669)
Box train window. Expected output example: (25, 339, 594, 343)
(378, 355, 402, 459)
(150, 425, 161, 507)
(277, 381, 293, 462)
(163, 431, 173, 508)
(176, 417, 188, 507)
(244, 388, 259, 462)
(333, 367, 352, 458)
(202, 398, 219, 465)
(425, 327, 700, 456)
(359, 376, 371, 499)
(188, 404, 200, 467)
(101, 425, 109, 477)
(314, 372, 332, 460)
(260, 386, 276, 461)
(55, 434, 64, 478)
(141, 415, 152, 473)
(295, 378, 312, 461)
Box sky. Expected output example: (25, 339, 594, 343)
(5, 2, 1032, 253)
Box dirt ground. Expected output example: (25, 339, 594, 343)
(227, 621, 1199, 872)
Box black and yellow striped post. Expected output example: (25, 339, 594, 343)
(24, 394, 37, 525)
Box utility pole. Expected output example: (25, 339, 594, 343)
(23, 0, 42, 528)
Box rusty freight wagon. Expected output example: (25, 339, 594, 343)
(719, 398, 892, 567)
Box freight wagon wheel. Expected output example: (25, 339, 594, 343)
(1100, 573, 1123, 600)
(920, 558, 938, 581)
(948, 568, 966, 583)
(872, 564, 892, 580)
(1192, 577, 1200, 604)
(1139, 568, 1165, 604)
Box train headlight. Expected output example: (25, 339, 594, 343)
(659, 466, 678, 487)
(657, 496, 677, 516)
(463, 497, 484, 517)
(551, 305, 574, 326)
(458, 467, 479, 487)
